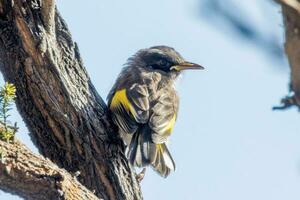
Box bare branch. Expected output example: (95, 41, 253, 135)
(276, 1, 300, 109)
(273, 95, 299, 110)
(276, 0, 300, 15)
(0, 140, 100, 200)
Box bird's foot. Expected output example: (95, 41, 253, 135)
(136, 168, 146, 182)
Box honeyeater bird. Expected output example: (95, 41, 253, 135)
(107, 46, 203, 178)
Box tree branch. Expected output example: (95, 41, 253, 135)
(0, 139, 100, 200)
(275, 1, 300, 109)
(276, 0, 300, 15)
(0, 0, 142, 199)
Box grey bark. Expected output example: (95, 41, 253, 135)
(0, 0, 142, 199)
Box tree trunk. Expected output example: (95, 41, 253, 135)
(0, 0, 142, 199)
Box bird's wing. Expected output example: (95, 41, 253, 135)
(109, 84, 149, 135)
(149, 89, 179, 144)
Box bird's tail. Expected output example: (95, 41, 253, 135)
(127, 127, 175, 177)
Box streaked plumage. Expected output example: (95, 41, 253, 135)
(107, 46, 203, 177)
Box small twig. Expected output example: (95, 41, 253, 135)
(0, 121, 18, 132)
(273, 95, 299, 110)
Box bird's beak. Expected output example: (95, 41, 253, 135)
(171, 62, 204, 71)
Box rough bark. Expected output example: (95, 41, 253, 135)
(0, 140, 100, 200)
(274, 0, 300, 109)
(0, 0, 142, 199)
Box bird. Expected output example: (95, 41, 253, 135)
(107, 46, 203, 178)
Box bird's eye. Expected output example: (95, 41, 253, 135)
(149, 64, 160, 69)
(158, 60, 167, 65)
(148, 59, 172, 72)
(149, 60, 167, 69)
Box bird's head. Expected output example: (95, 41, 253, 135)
(129, 46, 204, 77)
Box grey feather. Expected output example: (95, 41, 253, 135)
(107, 46, 186, 177)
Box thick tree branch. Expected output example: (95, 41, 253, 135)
(0, 139, 100, 200)
(0, 0, 142, 199)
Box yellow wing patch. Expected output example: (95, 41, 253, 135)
(163, 114, 177, 136)
(110, 89, 137, 118)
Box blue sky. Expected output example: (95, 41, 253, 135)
(1, 0, 300, 199)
